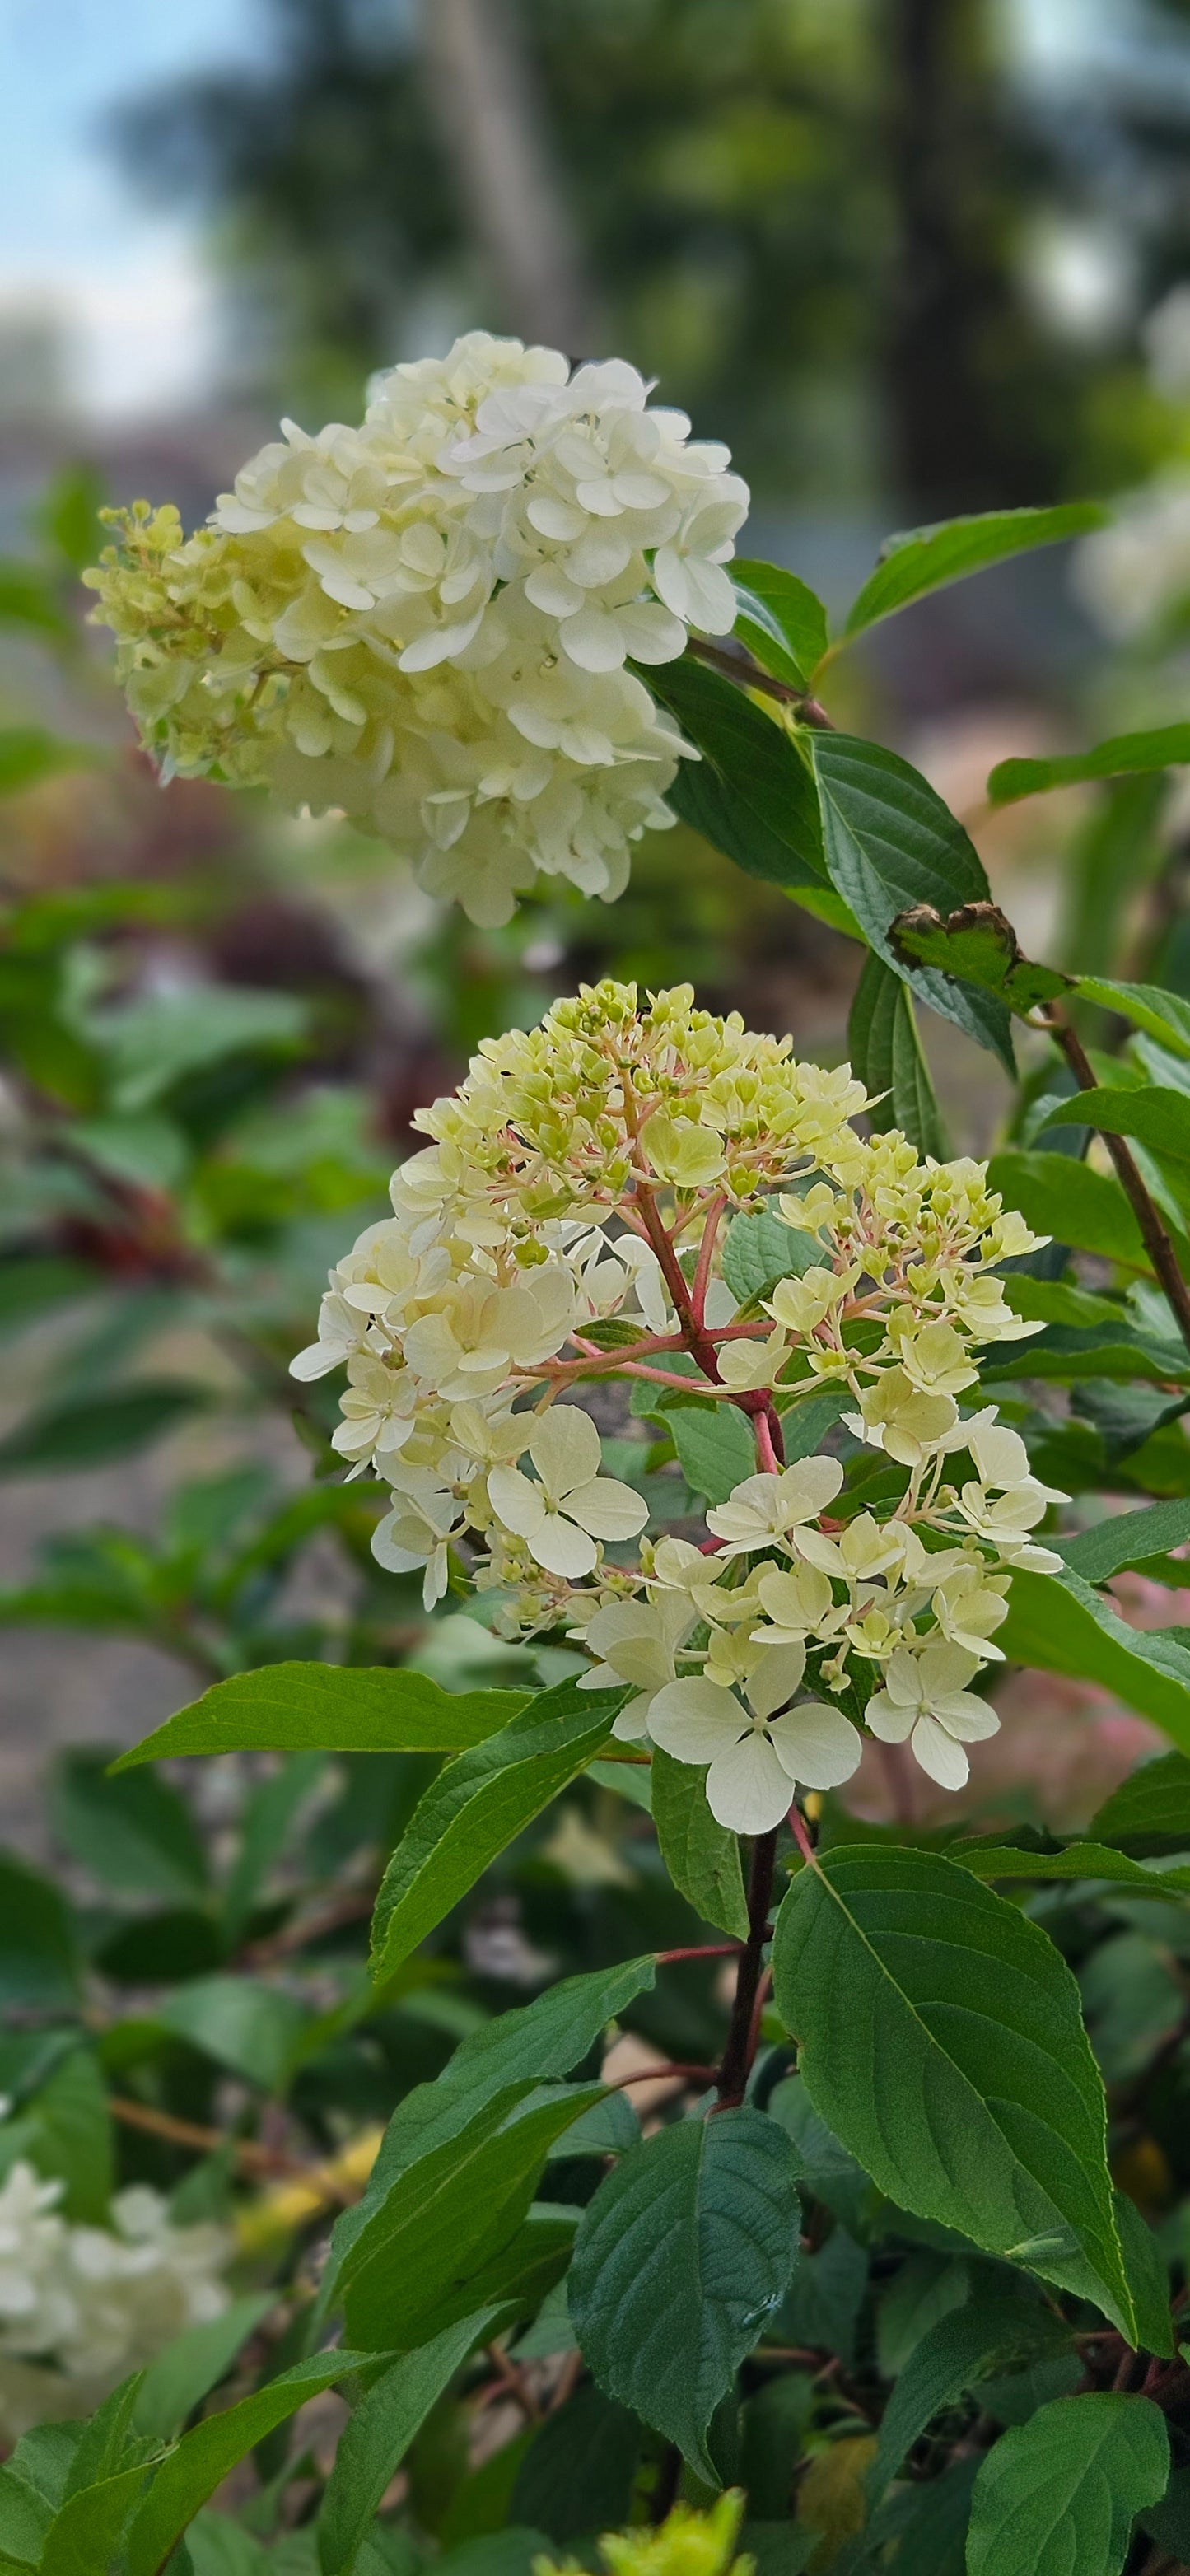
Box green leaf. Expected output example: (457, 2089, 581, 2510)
(1113, 2191, 1176, 2359)
(0, 1257, 94, 1340)
(325, 1954, 657, 2300)
(988, 723, 1190, 805)
(665, 1403, 757, 1505)
(368, 1679, 627, 1983)
(63, 1112, 187, 1194)
(51, 1749, 208, 1903)
(776, 2225, 868, 2365)
(96, 986, 308, 1113)
(731, 562, 828, 688)
(721, 1208, 821, 1306)
(40, 2463, 149, 2576)
(124, 2351, 380, 2576)
(222, 1752, 325, 1945)
(772, 1845, 1134, 2336)
(0, 726, 97, 796)
(888, 900, 1071, 1015)
(568, 2107, 800, 2481)
(987, 1150, 1187, 1274)
(647, 660, 852, 930)
(998, 1566, 1190, 1754)
(767, 2073, 873, 2235)
(0, 1852, 79, 2008)
(842, 504, 1107, 639)
(156, 1976, 310, 2093)
(651, 1748, 749, 1939)
(511, 2382, 642, 2546)
(1044, 1089, 1190, 1215)
(847, 950, 950, 1157)
(870, 2293, 1069, 2505)
(811, 735, 1015, 1069)
(339, 2086, 603, 2351)
(0, 1382, 204, 1475)
(1088, 1751, 1190, 1855)
(26, 2044, 114, 2219)
(133, 2296, 275, 2442)
(1073, 977, 1190, 1058)
(317, 2310, 502, 2576)
(114, 1667, 531, 1770)
(965, 2392, 1169, 2576)
(0, 564, 69, 638)
(1057, 1499, 1190, 1583)
(950, 1841, 1190, 1898)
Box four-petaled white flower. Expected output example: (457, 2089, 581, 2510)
(648, 1641, 861, 1832)
(488, 1408, 648, 1579)
(706, 1459, 844, 1559)
(578, 1593, 698, 1740)
(865, 1645, 1000, 1790)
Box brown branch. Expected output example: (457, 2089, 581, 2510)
(1048, 1012, 1190, 1352)
(686, 634, 835, 728)
(109, 2097, 360, 2205)
(715, 1828, 779, 2107)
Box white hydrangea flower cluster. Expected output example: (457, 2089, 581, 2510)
(295, 980, 1056, 1832)
(0, 2161, 231, 2440)
(1073, 469, 1190, 641)
(85, 334, 749, 927)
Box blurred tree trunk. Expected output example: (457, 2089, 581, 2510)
(418, 0, 598, 356)
(879, 0, 1034, 512)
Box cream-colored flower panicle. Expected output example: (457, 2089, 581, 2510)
(292, 981, 1057, 1827)
(84, 334, 749, 926)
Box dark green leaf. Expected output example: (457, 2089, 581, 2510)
(998, 1566, 1190, 1754)
(949, 1841, 1190, 1899)
(811, 736, 1015, 1068)
(0, 1382, 204, 1475)
(988, 724, 1190, 805)
(870, 2293, 1069, 2504)
(1113, 2191, 1175, 2359)
(766, 2073, 873, 2234)
(1073, 978, 1190, 1059)
(26, 2044, 113, 2220)
(1089, 1751, 1190, 1855)
(651, 1747, 749, 1939)
(114, 1667, 530, 1770)
(133, 2297, 275, 2442)
(339, 2085, 603, 2351)
(368, 1680, 627, 1982)
(987, 1150, 1187, 1273)
(569, 2107, 800, 2480)
(847, 950, 950, 1157)
(665, 1404, 757, 1505)
(510, 2382, 641, 2545)
(326, 1953, 657, 2298)
(1057, 1501, 1190, 1583)
(842, 504, 1107, 639)
(0, 1853, 79, 2009)
(124, 2352, 383, 2576)
(732, 562, 828, 688)
(1140, 2461, 1190, 2560)
(222, 1752, 325, 1944)
(97, 987, 308, 1113)
(721, 1209, 821, 1306)
(51, 1749, 208, 1903)
(776, 2226, 868, 2365)
(40, 2464, 148, 2576)
(318, 2310, 501, 2575)
(0, 564, 69, 637)
(965, 2392, 1169, 2576)
(0, 1258, 94, 1340)
(648, 660, 852, 931)
(772, 1846, 1134, 2336)
(156, 1976, 310, 2093)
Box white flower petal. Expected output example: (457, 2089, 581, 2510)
(487, 1462, 546, 1539)
(864, 1687, 914, 1745)
(565, 1474, 650, 1542)
(744, 1643, 807, 1721)
(529, 1406, 601, 1495)
(767, 1702, 862, 1790)
(648, 1678, 744, 1764)
(706, 1733, 794, 1833)
(910, 1714, 971, 1790)
(527, 1511, 599, 1580)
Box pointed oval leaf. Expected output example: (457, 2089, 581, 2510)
(772, 1844, 1133, 2336)
(731, 561, 828, 688)
(989, 723, 1190, 805)
(811, 736, 1015, 1068)
(1089, 1751, 1190, 1855)
(842, 503, 1107, 639)
(318, 2309, 502, 2576)
(651, 1748, 749, 1940)
(966, 2392, 1169, 2576)
(998, 1566, 1190, 1756)
(368, 1679, 626, 1982)
(124, 2350, 382, 2576)
(114, 1666, 530, 1770)
(569, 2107, 800, 2480)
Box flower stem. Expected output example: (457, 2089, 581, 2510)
(715, 1827, 779, 2107)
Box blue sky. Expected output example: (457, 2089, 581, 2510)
(0, 0, 263, 417)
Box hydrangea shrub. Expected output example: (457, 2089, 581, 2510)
(21, 337, 1190, 2570)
